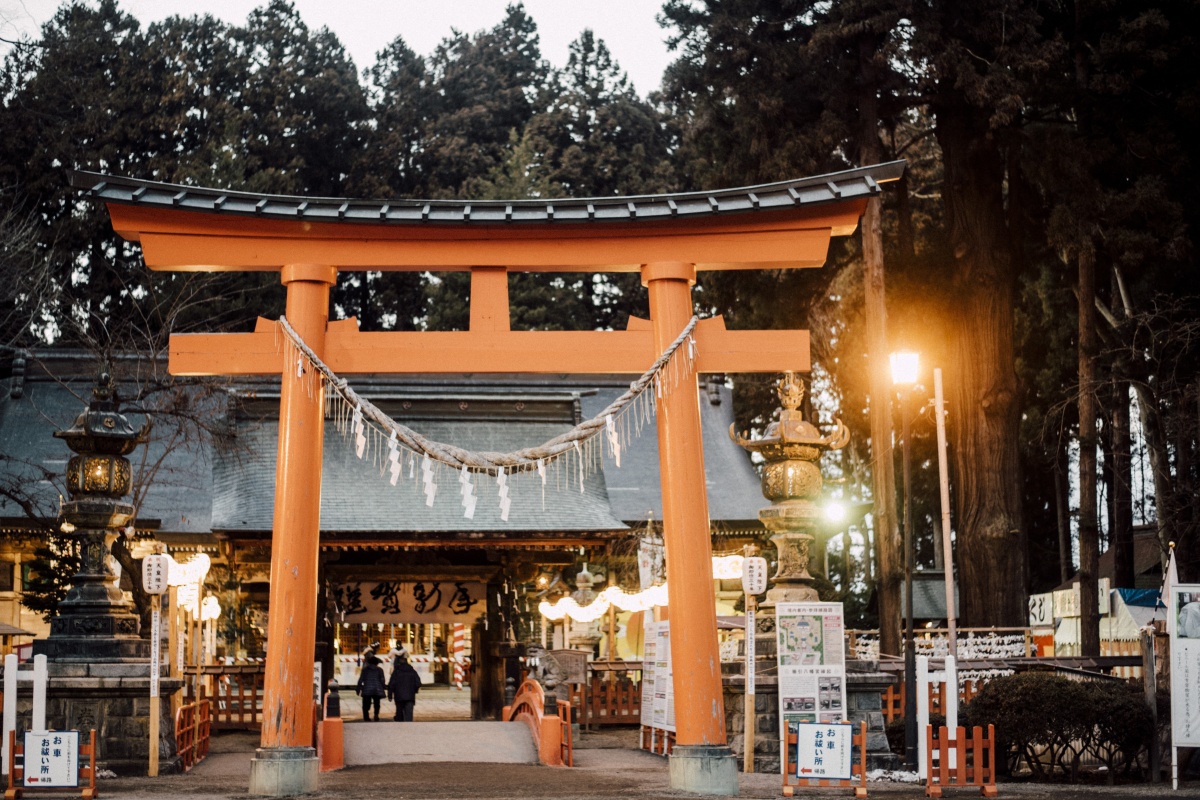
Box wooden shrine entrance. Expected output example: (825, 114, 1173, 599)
(76, 162, 902, 795)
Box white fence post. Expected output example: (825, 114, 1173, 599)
(2, 653, 51, 776)
(916, 654, 929, 778)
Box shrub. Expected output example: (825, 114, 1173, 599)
(968, 671, 1153, 781)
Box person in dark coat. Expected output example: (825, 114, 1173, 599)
(355, 652, 386, 721)
(387, 648, 421, 722)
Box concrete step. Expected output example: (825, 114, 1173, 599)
(342, 721, 538, 766)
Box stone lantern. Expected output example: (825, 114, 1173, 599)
(730, 371, 848, 608)
(35, 371, 151, 661)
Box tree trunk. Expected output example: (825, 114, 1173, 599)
(1077, 244, 1100, 657)
(1111, 379, 1135, 588)
(858, 36, 901, 656)
(1055, 441, 1072, 585)
(936, 101, 1027, 627)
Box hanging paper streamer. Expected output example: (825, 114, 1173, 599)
(351, 406, 366, 458)
(421, 454, 437, 507)
(496, 466, 511, 521)
(460, 466, 477, 519)
(275, 313, 701, 513)
(537, 458, 546, 511)
(573, 440, 585, 493)
(387, 431, 401, 486)
(605, 414, 621, 468)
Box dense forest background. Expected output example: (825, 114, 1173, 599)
(2, 0, 1198, 650)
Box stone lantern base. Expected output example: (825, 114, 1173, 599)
(1, 661, 182, 776)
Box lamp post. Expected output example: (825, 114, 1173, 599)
(890, 351, 919, 772)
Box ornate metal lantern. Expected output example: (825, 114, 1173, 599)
(730, 372, 848, 606)
(36, 371, 152, 661)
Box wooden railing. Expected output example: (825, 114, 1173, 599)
(926, 725, 998, 798)
(175, 699, 211, 772)
(505, 679, 571, 767)
(184, 664, 264, 730)
(581, 672, 641, 726)
(881, 680, 984, 724)
(557, 699, 573, 767)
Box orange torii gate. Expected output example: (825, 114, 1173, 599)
(75, 162, 902, 796)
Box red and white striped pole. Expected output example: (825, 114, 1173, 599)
(452, 624, 466, 690)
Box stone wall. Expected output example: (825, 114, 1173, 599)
(722, 659, 902, 774)
(4, 662, 182, 776)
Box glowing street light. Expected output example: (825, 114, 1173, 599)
(891, 349, 919, 772)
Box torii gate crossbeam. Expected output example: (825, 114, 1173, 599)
(75, 161, 903, 796)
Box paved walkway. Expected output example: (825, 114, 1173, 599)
(96, 686, 1200, 799)
(339, 684, 473, 722)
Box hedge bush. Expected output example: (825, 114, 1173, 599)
(968, 671, 1153, 781)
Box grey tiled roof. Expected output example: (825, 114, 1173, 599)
(580, 382, 767, 526)
(3, 356, 770, 538)
(212, 415, 627, 533)
(70, 162, 905, 227)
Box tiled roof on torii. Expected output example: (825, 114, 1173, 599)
(71, 162, 904, 228)
(69, 161, 906, 272)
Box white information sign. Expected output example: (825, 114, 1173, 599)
(1171, 584, 1200, 747)
(745, 606, 756, 696)
(23, 731, 78, 788)
(776, 602, 847, 732)
(1027, 592, 1053, 627)
(150, 607, 161, 698)
(642, 621, 675, 733)
(142, 554, 169, 595)
(742, 557, 768, 595)
(796, 722, 853, 780)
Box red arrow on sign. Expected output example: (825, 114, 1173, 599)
(800, 768, 813, 774)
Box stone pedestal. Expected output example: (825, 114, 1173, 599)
(668, 745, 739, 796)
(248, 747, 319, 797)
(1, 661, 182, 776)
(722, 651, 900, 773)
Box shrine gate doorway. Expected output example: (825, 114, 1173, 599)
(77, 160, 902, 795)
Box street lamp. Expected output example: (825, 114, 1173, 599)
(890, 350, 919, 772)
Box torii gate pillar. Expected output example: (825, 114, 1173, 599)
(248, 264, 335, 797)
(72, 159, 903, 797)
(644, 262, 738, 791)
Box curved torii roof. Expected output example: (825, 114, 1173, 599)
(72, 161, 905, 273)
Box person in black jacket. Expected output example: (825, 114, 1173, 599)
(355, 652, 387, 721)
(387, 648, 421, 722)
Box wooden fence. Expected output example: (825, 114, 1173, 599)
(882, 680, 985, 724)
(184, 664, 264, 730)
(175, 699, 211, 772)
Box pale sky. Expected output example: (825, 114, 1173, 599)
(0, 0, 678, 97)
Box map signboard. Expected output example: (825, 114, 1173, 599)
(776, 602, 847, 739)
(641, 620, 675, 733)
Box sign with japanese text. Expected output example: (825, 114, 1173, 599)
(333, 581, 485, 624)
(1027, 592, 1053, 627)
(142, 554, 170, 595)
(776, 602, 847, 736)
(23, 731, 78, 788)
(1171, 584, 1200, 747)
(642, 620, 675, 732)
(742, 557, 768, 595)
(796, 722, 853, 780)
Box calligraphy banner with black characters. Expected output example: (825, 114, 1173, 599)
(333, 581, 485, 624)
